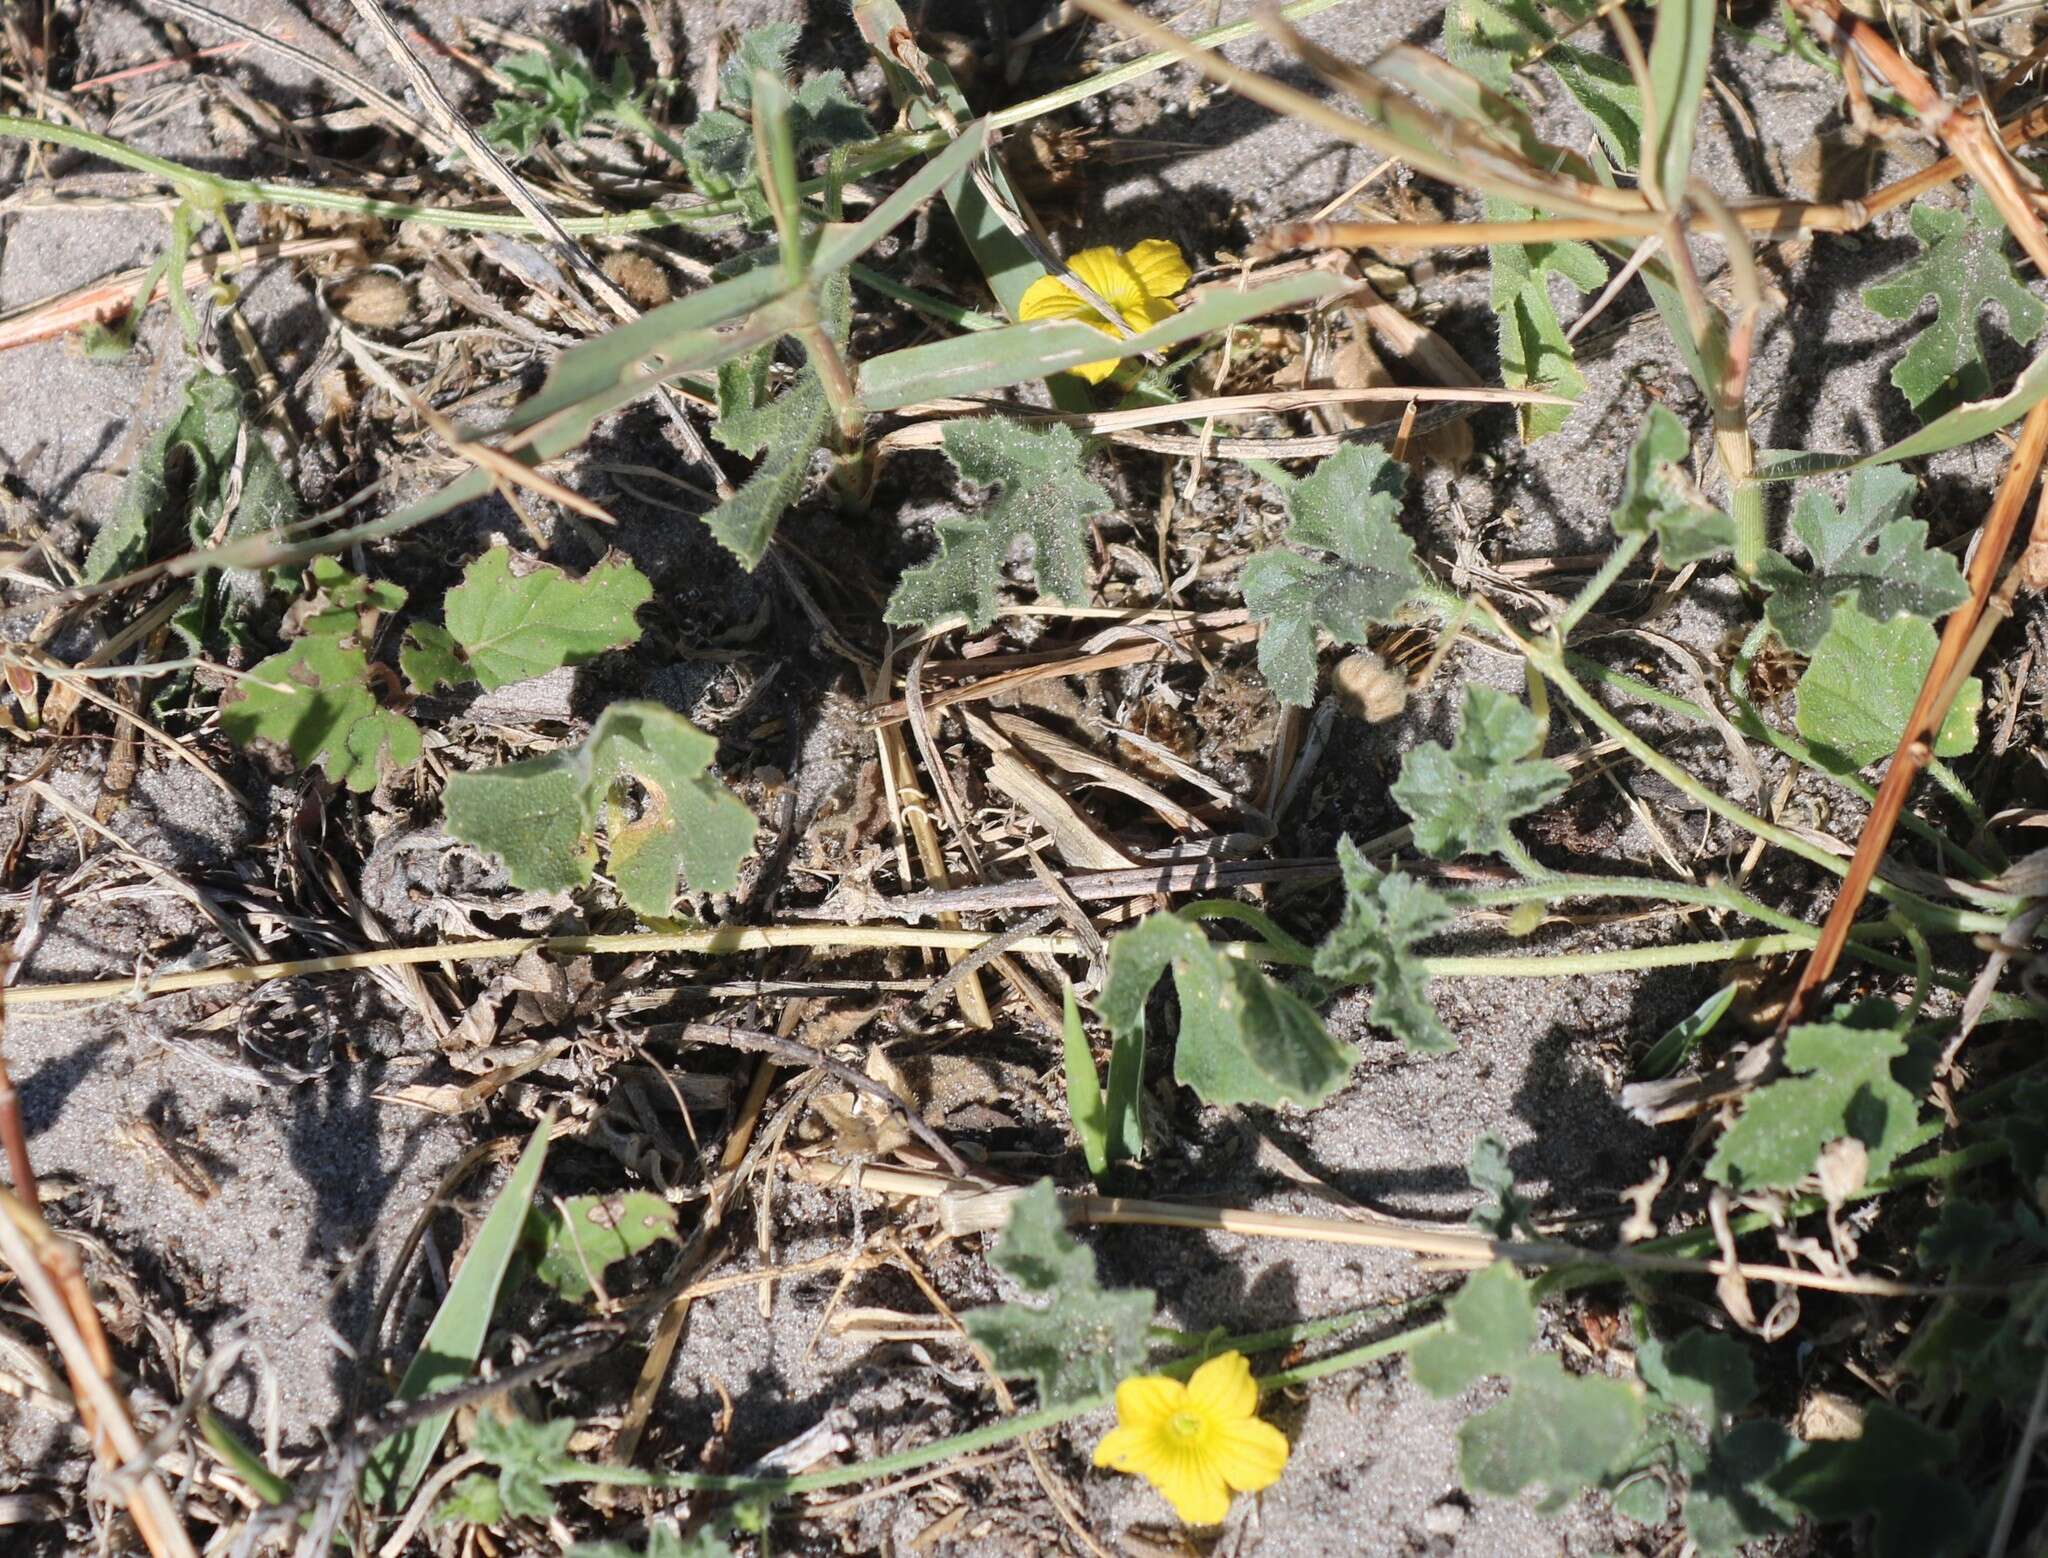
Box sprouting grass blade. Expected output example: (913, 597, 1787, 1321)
(363, 1114, 553, 1508)
(1061, 983, 1110, 1180)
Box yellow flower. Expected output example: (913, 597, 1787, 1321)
(1017, 240, 1192, 384)
(1092, 1351, 1289, 1525)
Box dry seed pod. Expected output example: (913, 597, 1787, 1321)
(602, 251, 673, 310)
(1331, 650, 1409, 723)
(330, 272, 410, 329)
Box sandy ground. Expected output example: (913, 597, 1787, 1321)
(0, 0, 2019, 1553)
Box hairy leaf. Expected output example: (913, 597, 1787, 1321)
(1410, 1262, 1538, 1395)
(885, 419, 1110, 629)
(1392, 685, 1569, 859)
(1311, 836, 1453, 1051)
(700, 274, 849, 567)
(680, 23, 869, 198)
(1684, 1420, 1800, 1555)
(1864, 192, 2046, 419)
(1706, 1016, 1929, 1190)
(1465, 1133, 1534, 1238)
(1768, 1404, 1971, 1558)
(468, 1413, 576, 1523)
(1101, 912, 1352, 1110)
(1459, 1354, 1645, 1511)
(442, 702, 756, 915)
(960, 1181, 1154, 1406)
(1610, 404, 1733, 563)
(1492, 217, 1605, 440)
(526, 1192, 678, 1302)
(1795, 604, 1981, 773)
(1638, 1328, 1757, 1427)
(85, 371, 293, 650)
(486, 49, 624, 155)
(1758, 467, 1968, 652)
(1241, 446, 1422, 705)
(221, 558, 418, 794)
(406, 551, 651, 692)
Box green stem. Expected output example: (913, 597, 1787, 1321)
(1498, 835, 1558, 883)
(1553, 531, 1645, 638)
(1526, 637, 2007, 935)
(1729, 476, 1767, 578)
(0, 113, 944, 236)
(1181, 899, 1317, 965)
(850, 263, 1004, 331)
(1423, 933, 1815, 979)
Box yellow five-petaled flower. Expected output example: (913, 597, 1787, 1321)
(1093, 1351, 1290, 1525)
(1017, 240, 1192, 384)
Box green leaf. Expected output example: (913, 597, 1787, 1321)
(1794, 604, 1982, 773)
(366, 1116, 552, 1506)
(442, 701, 756, 915)
(84, 371, 293, 650)
(1491, 211, 1606, 440)
(1645, 0, 1714, 199)
(1636, 983, 1737, 1080)
(486, 50, 602, 154)
(1061, 985, 1110, 1180)
(470, 1413, 576, 1522)
(679, 110, 755, 199)
(1458, 1354, 1646, 1511)
(718, 23, 799, 109)
(400, 622, 468, 697)
(570, 1523, 735, 1558)
(1609, 405, 1733, 564)
(884, 419, 1109, 630)
(1410, 1262, 1539, 1395)
(1768, 1404, 1971, 1558)
(434, 1473, 506, 1528)
(1100, 912, 1352, 1110)
(1549, 46, 1642, 169)
(1756, 467, 1967, 653)
(1391, 685, 1569, 859)
(1637, 1328, 1757, 1426)
(1311, 836, 1454, 1052)
(1241, 446, 1422, 706)
(1864, 192, 2046, 420)
(680, 23, 869, 198)
(220, 558, 419, 794)
(700, 277, 849, 568)
(1465, 1133, 1533, 1238)
(1443, 0, 1640, 168)
(1683, 1420, 1799, 1555)
(1706, 1016, 1929, 1191)
(411, 550, 653, 692)
(526, 1192, 679, 1302)
(856, 273, 1345, 410)
(960, 1181, 1154, 1406)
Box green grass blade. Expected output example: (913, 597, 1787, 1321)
(857, 272, 1343, 409)
(1646, 0, 1715, 199)
(1061, 984, 1109, 1179)
(809, 120, 990, 279)
(363, 1115, 553, 1508)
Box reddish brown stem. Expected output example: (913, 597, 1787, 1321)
(1775, 401, 2048, 1036)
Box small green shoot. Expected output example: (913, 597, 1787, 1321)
(960, 1180, 1155, 1406)
(526, 1192, 679, 1302)
(1240, 445, 1424, 706)
(1391, 685, 1569, 861)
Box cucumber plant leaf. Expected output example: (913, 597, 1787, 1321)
(1241, 445, 1422, 706)
(1610, 404, 1733, 564)
(1101, 911, 1352, 1110)
(1794, 604, 1981, 773)
(443, 701, 756, 915)
(403, 551, 651, 693)
(1756, 467, 1967, 653)
(1768, 1404, 1971, 1558)
(221, 558, 419, 794)
(1864, 191, 2046, 420)
(960, 1180, 1154, 1407)
(525, 1192, 679, 1302)
(1311, 836, 1454, 1052)
(1706, 1010, 1931, 1191)
(680, 22, 869, 200)
(885, 419, 1110, 630)
(1392, 685, 1569, 859)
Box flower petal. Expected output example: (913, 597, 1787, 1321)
(1157, 1452, 1232, 1526)
(1094, 1423, 1153, 1473)
(1118, 293, 1180, 336)
(1065, 245, 1145, 312)
(1114, 1374, 1186, 1429)
(1018, 272, 1100, 326)
(1186, 1352, 1259, 1420)
(1209, 1417, 1291, 1494)
(1065, 352, 1120, 384)
(1124, 238, 1191, 300)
